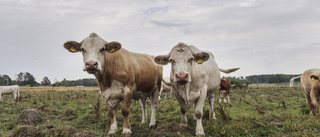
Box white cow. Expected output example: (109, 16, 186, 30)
(0, 85, 20, 102)
(154, 43, 239, 135)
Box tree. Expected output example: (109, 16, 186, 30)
(0, 75, 4, 85)
(41, 76, 51, 86)
(3, 75, 12, 85)
(15, 72, 24, 85)
(14, 72, 38, 86)
(23, 72, 37, 85)
(60, 78, 69, 87)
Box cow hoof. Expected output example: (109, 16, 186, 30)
(107, 132, 116, 137)
(196, 131, 205, 136)
(180, 123, 187, 127)
(149, 124, 157, 129)
(122, 128, 132, 137)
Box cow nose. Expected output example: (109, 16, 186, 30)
(175, 72, 189, 84)
(85, 61, 98, 70)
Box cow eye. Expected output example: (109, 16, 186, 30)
(81, 48, 86, 53)
(188, 58, 194, 63)
(99, 48, 105, 53)
(169, 59, 175, 63)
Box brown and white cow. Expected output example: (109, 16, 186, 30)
(290, 68, 320, 115)
(219, 79, 233, 103)
(154, 42, 239, 135)
(0, 85, 20, 102)
(63, 33, 162, 135)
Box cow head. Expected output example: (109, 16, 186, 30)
(154, 42, 210, 85)
(64, 33, 121, 74)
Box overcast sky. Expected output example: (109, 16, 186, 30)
(1, 0, 320, 83)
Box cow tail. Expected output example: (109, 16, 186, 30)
(162, 78, 172, 86)
(219, 68, 240, 74)
(290, 76, 301, 88)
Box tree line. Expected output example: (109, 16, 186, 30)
(0, 72, 98, 87)
(223, 74, 300, 89)
(1, 72, 300, 87)
(245, 74, 300, 84)
(53, 78, 98, 87)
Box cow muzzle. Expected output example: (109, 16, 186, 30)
(175, 72, 189, 85)
(84, 61, 98, 74)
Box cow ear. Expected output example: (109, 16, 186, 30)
(105, 41, 122, 53)
(154, 55, 169, 65)
(64, 41, 81, 53)
(310, 75, 319, 81)
(193, 52, 210, 64)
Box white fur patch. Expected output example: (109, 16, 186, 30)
(122, 128, 132, 134)
(100, 80, 131, 107)
(108, 116, 117, 134)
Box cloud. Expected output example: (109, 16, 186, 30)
(0, 0, 320, 83)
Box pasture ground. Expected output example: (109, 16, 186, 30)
(1, 84, 320, 136)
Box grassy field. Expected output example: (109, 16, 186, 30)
(1, 84, 320, 136)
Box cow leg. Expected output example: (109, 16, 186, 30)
(106, 104, 118, 135)
(122, 90, 133, 135)
(310, 89, 319, 115)
(219, 90, 222, 103)
(149, 86, 159, 128)
(227, 95, 230, 103)
(13, 90, 18, 100)
(140, 98, 147, 124)
(194, 89, 207, 136)
(158, 89, 163, 100)
(208, 95, 216, 119)
(174, 91, 188, 127)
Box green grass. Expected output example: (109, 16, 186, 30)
(0, 85, 320, 136)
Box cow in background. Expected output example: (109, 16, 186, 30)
(64, 33, 162, 136)
(159, 77, 172, 99)
(219, 79, 233, 103)
(154, 42, 239, 135)
(0, 85, 20, 102)
(290, 68, 320, 115)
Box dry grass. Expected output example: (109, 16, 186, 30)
(19, 86, 99, 93)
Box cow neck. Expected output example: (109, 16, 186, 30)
(96, 49, 131, 92)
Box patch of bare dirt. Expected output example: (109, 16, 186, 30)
(45, 125, 98, 137)
(17, 109, 42, 124)
(9, 125, 43, 137)
(151, 122, 185, 137)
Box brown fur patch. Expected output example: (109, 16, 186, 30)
(220, 79, 231, 97)
(63, 41, 81, 53)
(105, 41, 122, 53)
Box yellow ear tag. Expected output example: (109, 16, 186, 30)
(312, 77, 316, 81)
(197, 59, 203, 64)
(109, 48, 115, 53)
(160, 60, 165, 63)
(70, 47, 77, 52)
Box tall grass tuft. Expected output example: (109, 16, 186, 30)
(215, 103, 231, 122)
(89, 97, 103, 118)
